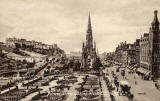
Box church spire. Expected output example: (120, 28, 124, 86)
(86, 12, 93, 53)
(82, 41, 85, 47)
(88, 12, 91, 25)
(87, 12, 92, 33)
(152, 10, 159, 30)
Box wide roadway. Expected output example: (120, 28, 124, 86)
(104, 66, 160, 101)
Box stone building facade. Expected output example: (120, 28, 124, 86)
(115, 40, 140, 67)
(6, 37, 58, 50)
(139, 33, 150, 76)
(139, 10, 160, 79)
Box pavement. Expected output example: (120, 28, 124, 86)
(65, 75, 84, 101)
(20, 92, 39, 101)
(101, 78, 112, 101)
(103, 67, 126, 101)
(0, 86, 17, 95)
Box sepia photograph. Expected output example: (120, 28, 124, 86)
(0, 0, 160, 101)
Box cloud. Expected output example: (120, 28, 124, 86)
(0, 0, 160, 53)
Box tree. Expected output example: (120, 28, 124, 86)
(23, 59, 27, 64)
(46, 57, 49, 62)
(94, 57, 102, 71)
(15, 43, 21, 49)
(22, 44, 26, 49)
(73, 60, 81, 71)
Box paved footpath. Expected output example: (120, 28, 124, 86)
(65, 75, 84, 101)
(101, 78, 112, 101)
(103, 67, 128, 101)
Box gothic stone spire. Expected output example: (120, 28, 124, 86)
(152, 10, 159, 31)
(86, 12, 93, 53)
(87, 12, 92, 33)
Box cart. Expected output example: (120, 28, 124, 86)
(119, 81, 134, 98)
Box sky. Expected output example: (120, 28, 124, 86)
(0, 0, 160, 54)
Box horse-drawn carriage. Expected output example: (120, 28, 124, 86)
(119, 81, 134, 98)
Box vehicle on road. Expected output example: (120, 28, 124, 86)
(121, 69, 125, 77)
(116, 68, 119, 72)
(119, 81, 134, 98)
(155, 79, 160, 90)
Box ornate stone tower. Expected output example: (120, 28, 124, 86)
(86, 13, 93, 54)
(149, 10, 160, 78)
(81, 13, 97, 72)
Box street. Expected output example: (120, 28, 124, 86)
(104, 65, 160, 101)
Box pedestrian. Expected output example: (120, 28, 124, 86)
(110, 94, 114, 101)
(119, 91, 120, 96)
(135, 81, 137, 85)
(155, 83, 158, 89)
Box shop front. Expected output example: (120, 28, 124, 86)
(136, 68, 151, 80)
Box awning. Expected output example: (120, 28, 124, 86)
(137, 68, 149, 74)
(143, 69, 148, 74)
(145, 71, 151, 75)
(133, 64, 138, 67)
(126, 69, 130, 72)
(137, 68, 144, 73)
(130, 67, 134, 70)
(128, 66, 134, 70)
(128, 66, 131, 69)
(133, 68, 137, 71)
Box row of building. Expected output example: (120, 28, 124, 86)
(108, 10, 160, 80)
(114, 39, 140, 67)
(5, 37, 58, 50)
